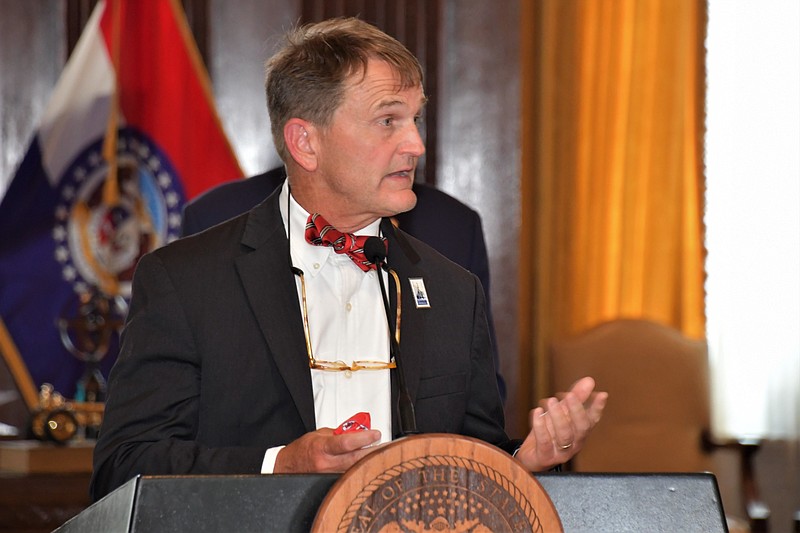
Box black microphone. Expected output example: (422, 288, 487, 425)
(364, 236, 419, 436)
(363, 237, 388, 269)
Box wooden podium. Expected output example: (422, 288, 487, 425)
(55, 435, 729, 532)
(313, 434, 561, 532)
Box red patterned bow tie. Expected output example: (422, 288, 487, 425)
(304, 213, 387, 272)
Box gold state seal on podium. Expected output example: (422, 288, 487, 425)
(312, 433, 563, 532)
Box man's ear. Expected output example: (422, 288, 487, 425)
(284, 119, 317, 172)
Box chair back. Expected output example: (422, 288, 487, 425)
(550, 319, 712, 472)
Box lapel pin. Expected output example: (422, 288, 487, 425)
(409, 278, 431, 309)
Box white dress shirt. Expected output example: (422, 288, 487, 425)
(261, 181, 393, 473)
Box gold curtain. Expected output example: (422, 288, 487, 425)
(518, 0, 707, 417)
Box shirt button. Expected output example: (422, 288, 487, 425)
(344, 370, 353, 378)
(346, 302, 353, 312)
(313, 262, 320, 270)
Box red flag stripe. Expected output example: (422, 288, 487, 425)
(99, 0, 243, 199)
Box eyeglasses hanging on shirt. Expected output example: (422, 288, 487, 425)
(290, 264, 399, 373)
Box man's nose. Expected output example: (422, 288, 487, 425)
(400, 123, 426, 157)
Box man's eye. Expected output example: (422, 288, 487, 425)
(380, 117, 394, 127)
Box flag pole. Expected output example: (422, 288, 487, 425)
(0, 318, 39, 411)
(101, 0, 121, 207)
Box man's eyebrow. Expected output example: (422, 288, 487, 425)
(377, 99, 403, 109)
(376, 95, 429, 111)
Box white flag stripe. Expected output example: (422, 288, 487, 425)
(39, 1, 119, 186)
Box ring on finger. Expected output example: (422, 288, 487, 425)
(559, 442, 573, 450)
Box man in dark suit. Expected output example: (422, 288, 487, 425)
(181, 167, 507, 400)
(91, 17, 605, 500)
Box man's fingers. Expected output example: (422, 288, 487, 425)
(545, 397, 576, 450)
(275, 429, 382, 474)
(531, 407, 555, 459)
(563, 393, 591, 435)
(585, 391, 609, 425)
(568, 376, 597, 404)
(319, 429, 381, 472)
(325, 429, 381, 455)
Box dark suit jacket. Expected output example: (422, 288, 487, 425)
(91, 188, 513, 500)
(181, 168, 505, 399)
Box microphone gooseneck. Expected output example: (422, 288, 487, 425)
(364, 236, 418, 436)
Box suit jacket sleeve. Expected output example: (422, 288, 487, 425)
(89, 251, 266, 500)
(460, 273, 519, 454)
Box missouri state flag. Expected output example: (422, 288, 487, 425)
(0, 0, 242, 404)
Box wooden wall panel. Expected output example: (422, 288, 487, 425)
(437, 0, 523, 435)
(208, 0, 298, 176)
(67, 0, 210, 63)
(66, 0, 99, 54)
(0, 1, 65, 201)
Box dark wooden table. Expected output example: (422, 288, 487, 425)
(0, 472, 91, 532)
(0, 441, 93, 532)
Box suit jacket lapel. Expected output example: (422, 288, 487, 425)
(382, 218, 426, 437)
(235, 192, 316, 433)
